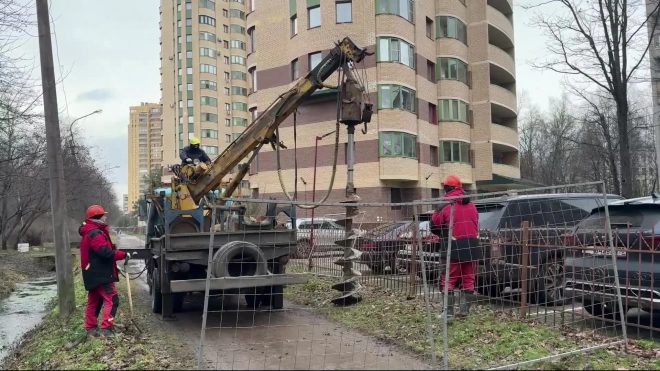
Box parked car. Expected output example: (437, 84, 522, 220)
(563, 193, 660, 318)
(395, 193, 624, 305)
(286, 217, 363, 259)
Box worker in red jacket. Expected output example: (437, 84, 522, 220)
(79, 205, 128, 338)
(431, 175, 481, 321)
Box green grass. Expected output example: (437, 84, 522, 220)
(284, 265, 660, 370)
(1, 270, 181, 370)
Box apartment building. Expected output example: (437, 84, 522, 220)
(243, 0, 521, 204)
(159, 0, 250, 183)
(122, 194, 129, 214)
(127, 103, 163, 209)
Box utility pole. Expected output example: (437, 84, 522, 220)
(36, 0, 75, 318)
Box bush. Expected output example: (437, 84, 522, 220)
(23, 230, 42, 247)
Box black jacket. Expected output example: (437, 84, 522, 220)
(180, 145, 211, 164)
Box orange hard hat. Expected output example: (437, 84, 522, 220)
(85, 205, 107, 219)
(443, 175, 462, 188)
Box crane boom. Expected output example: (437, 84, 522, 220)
(172, 37, 371, 208)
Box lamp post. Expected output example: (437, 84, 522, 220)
(310, 130, 335, 249)
(66, 109, 103, 215)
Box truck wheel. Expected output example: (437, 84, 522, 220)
(244, 288, 260, 309)
(152, 267, 163, 314)
(173, 293, 185, 313)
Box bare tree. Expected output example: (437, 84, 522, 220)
(525, 0, 660, 197)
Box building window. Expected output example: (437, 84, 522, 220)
(199, 31, 215, 41)
(224, 56, 230, 64)
(185, 1, 193, 10)
(232, 102, 248, 111)
(200, 80, 217, 90)
(249, 0, 255, 12)
(438, 99, 469, 123)
(225, 118, 231, 127)
(290, 59, 299, 80)
(431, 188, 440, 198)
(231, 39, 246, 50)
(224, 71, 230, 80)
(377, 84, 416, 113)
(376, 0, 414, 23)
(224, 103, 231, 111)
(229, 9, 246, 19)
(200, 0, 215, 10)
(247, 27, 256, 53)
(232, 117, 248, 126)
(223, 40, 229, 49)
(178, 36, 182, 44)
(178, 84, 183, 92)
(201, 129, 218, 139)
(250, 107, 258, 121)
(231, 71, 247, 80)
(437, 57, 468, 84)
(199, 15, 216, 26)
(178, 68, 182, 76)
(428, 102, 437, 124)
(202, 145, 218, 155)
(223, 9, 228, 17)
(178, 52, 182, 60)
(440, 141, 470, 164)
(308, 5, 320, 28)
(379, 132, 417, 158)
(186, 50, 193, 58)
(186, 18, 192, 26)
(232, 86, 248, 96)
(223, 24, 229, 33)
(225, 134, 231, 142)
(224, 87, 230, 95)
(336, 1, 352, 23)
(291, 15, 298, 37)
(377, 37, 415, 69)
(201, 96, 218, 106)
(187, 99, 194, 107)
(426, 17, 433, 38)
(249, 67, 257, 91)
(426, 60, 435, 81)
(201, 112, 218, 122)
(232, 133, 241, 141)
(200, 63, 217, 74)
(309, 52, 322, 71)
(390, 188, 402, 206)
(436, 16, 467, 44)
(231, 55, 246, 65)
(430, 145, 439, 166)
(186, 34, 193, 42)
(187, 83, 193, 91)
(200, 47, 216, 58)
(230, 24, 246, 34)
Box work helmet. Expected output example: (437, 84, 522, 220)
(189, 137, 200, 145)
(443, 175, 462, 189)
(85, 205, 107, 220)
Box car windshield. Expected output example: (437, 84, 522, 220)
(576, 208, 647, 231)
(500, 197, 607, 229)
(477, 203, 506, 230)
(323, 220, 343, 230)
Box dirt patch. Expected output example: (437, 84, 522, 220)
(1, 267, 197, 370)
(0, 252, 53, 300)
(285, 265, 660, 370)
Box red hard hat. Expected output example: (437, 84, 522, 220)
(85, 205, 107, 219)
(443, 175, 462, 188)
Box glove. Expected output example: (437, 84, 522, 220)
(185, 158, 192, 163)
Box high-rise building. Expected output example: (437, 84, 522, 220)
(122, 194, 129, 214)
(245, 0, 522, 203)
(128, 103, 163, 209)
(159, 0, 250, 183)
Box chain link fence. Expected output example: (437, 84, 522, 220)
(190, 181, 644, 370)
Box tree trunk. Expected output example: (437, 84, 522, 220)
(617, 100, 633, 197)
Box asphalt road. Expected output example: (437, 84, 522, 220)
(116, 235, 432, 370)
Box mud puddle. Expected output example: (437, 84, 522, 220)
(0, 276, 57, 362)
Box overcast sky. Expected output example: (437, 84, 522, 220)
(15, 1, 575, 207)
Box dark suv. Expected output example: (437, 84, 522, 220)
(563, 196, 660, 318)
(396, 193, 624, 305)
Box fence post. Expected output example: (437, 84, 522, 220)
(409, 223, 418, 298)
(441, 203, 454, 371)
(601, 181, 628, 350)
(198, 204, 218, 370)
(520, 221, 529, 317)
(414, 203, 437, 368)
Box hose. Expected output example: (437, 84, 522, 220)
(276, 52, 346, 209)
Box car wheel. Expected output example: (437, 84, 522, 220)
(582, 298, 626, 321)
(292, 239, 311, 259)
(535, 257, 565, 306)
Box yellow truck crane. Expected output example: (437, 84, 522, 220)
(129, 37, 372, 319)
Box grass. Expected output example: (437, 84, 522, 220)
(1, 268, 192, 370)
(0, 269, 28, 300)
(284, 265, 660, 370)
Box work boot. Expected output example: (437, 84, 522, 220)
(456, 290, 476, 318)
(437, 293, 455, 322)
(86, 328, 98, 338)
(99, 328, 116, 339)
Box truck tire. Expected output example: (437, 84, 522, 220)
(152, 267, 163, 314)
(261, 263, 284, 309)
(173, 293, 185, 313)
(211, 241, 268, 278)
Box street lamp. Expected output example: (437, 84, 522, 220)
(68, 109, 103, 137)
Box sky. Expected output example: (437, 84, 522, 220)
(12, 1, 590, 208)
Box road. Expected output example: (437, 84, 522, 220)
(116, 235, 432, 370)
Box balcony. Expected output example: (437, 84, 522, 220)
(492, 163, 520, 178)
(490, 84, 517, 115)
(379, 157, 419, 181)
(487, 0, 513, 17)
(492, 142, 520, 178)
(487, 6, 514, 50)
(488, 44, 515, 78)
(490, 123, 519, 149)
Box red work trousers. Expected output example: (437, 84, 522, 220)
(440, 260, 477, 291)
(84, 282, 118, 331)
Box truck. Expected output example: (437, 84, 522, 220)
(122, 37, 373, 319)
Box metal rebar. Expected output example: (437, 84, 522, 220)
(441, 203, 454, 371)
(414, 203, 437, 368)
(198, 205, 218, 369)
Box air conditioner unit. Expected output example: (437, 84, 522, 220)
(217, 51, 222, 56)
(168, 56, 174, 60)
(218, 37, 223, 42)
